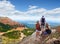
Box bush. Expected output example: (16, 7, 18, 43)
(3, 30, 21, 39)
(0, 23, 13, 32)
(21, 28, 35, 36)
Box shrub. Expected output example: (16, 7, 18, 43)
(3, 30, 21, 39)
(21, 28, 35, 36)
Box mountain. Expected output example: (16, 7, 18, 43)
(0, 17, 25, 27)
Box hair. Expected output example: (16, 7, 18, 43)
(42, 16, 44, 17)
(36, 21, 41, 26)
(46, 23, 49, 29)
(37, 21, 39, 23)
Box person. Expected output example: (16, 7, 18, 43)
(40, 23, 51, 44)
(44, 23, 51, 35)
(36, 21, 41, 40)
(40, 16, 46, 32)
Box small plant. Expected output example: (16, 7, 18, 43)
(21, 28, 35, 36)
(3, 30, 21, 39)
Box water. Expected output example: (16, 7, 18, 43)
(17, 20, 60, 28)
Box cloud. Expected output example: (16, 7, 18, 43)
(28, 5, 38, 10)
(0, 0, 60, 22)
(0, 0, 15, 16)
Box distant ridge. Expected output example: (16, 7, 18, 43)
(0, 17, 25, 27)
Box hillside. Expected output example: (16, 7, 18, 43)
(0, 17, 26, 32)
(0, 22, 13, 32)
(0, 17, 24, 27)
(54, 26, 60, 32)
(0, 17, 35, 44)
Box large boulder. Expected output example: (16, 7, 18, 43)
(46, 38, 60, 44)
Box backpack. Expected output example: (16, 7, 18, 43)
(41, 18, 45, 23)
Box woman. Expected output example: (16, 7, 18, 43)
(44, 23, 51, 35)
(36, 21, 41, 40)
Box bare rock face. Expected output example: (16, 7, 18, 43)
(54, 40, 60, 44)
(20, 29, 60, 44)
(20, 32, 42, 44)
(46, 38, 57, 44)
(46, 38, 60, 44)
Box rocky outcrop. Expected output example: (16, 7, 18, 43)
(19, 29, 60, 44)
(20, 32, 41, 44)
(46, 37, 60, 44)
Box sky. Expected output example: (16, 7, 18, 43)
(8, 0, 60, 11)
(0, 0, 60, 22)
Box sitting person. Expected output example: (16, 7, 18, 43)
(41, 23, 51, 43)
(36, 21, 41, 40)
(44, 23, 51, 35)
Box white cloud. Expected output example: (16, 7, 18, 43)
(0, 0, 60, 22)
(0, 0, 15, 16)
(26, 8, 46, 16)
(28, 5, 38, 10)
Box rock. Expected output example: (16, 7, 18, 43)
(53, 40, 60, 44)
(20, 32, 42, 44)
(51, 29, 56, 33)
(55, 26, 60, 32)
(46, 38, 58, 44)
(46, 37, 60, 44)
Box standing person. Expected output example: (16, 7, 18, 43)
(36, 21, 41, 40)
(40, 16, 46, 32)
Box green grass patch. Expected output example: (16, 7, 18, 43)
(2, 30, 21, 39)
(0, 22, 13, 32)
(21, 28, 35, 36)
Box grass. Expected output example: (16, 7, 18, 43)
(0, 23, 13, 32)
(0, 36, 20, 44)
(2, 30, 21, 39)
(21, 28, 35, 36)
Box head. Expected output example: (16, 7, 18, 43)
(36, 21, 39, 24)
(42, 16, 44, 18)
(36, 21, 40, 25)
(46, 23, 49, 29)
(46, 23, 49, 26)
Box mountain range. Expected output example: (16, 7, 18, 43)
(0, 17, 25, 27)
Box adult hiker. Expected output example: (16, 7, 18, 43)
(41, 23, 51, 44)
(36, 21, 41, 40)
(43, 23, 51, 35)
(40, 16, 46, 32)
